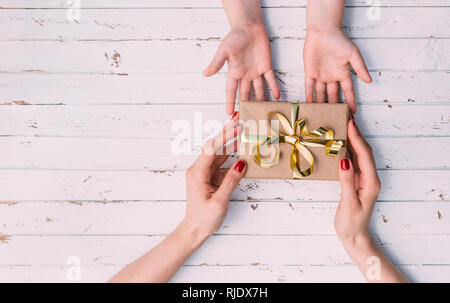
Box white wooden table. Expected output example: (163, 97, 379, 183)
(1, 0, 449, 283)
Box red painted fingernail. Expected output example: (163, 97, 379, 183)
(341, 158, 350, 171)
(231, 111, 239, 120)
(235, 161, 246, 173)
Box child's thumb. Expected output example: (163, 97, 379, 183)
(203, 46, 227, 77)
(338, 158, 359, 205)
(214, 160, 246, 203)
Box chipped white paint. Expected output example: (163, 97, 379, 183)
(2, 8, 450, 40)
(0, 1, 449, 283)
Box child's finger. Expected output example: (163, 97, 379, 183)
(226, 75, 238, 115)
(239, 79, 251, 101)
(203, 46, 227, 77)
(253, 77, 265, 101)
(341, 78, 357, 114)
(315, 81, 326, 103)
(264, 70, 280, 99)
(305, 77, 315, 102)
(327, 82, 339, 103)
(349, 49, 372, 83)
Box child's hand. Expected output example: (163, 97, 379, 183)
(183, 114, 246, 239)
(303, 28, 372, 114)
(203, 23, 280, 115)
(335, 119, 380, 246)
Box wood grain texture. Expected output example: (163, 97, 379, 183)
(1, 3, 450, 283)
(1, 137, 448, 170)
(0, 104, 449, 137)
(2, 8, 450, 40)
(2, 235, 450, 266)
(1, 264, 449, 283)
(1, 39, 449, 73)
(0, 202, 448, 235)
(0, 170, 448, 201)
(1, 0, 449, 8)
(1, 72, 450, 105)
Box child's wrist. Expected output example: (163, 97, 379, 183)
(306, 24, 342, 34)
(230, 19, 264, 30)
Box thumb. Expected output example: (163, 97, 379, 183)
(338, 158, 360, 207)
(203, 45, 227, 77)
(214, 160, 246, 203)
(349, 49, 372, 83)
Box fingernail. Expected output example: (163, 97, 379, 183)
(340, 158, 350, 171)
(235, 160, 246, 173)
(231, 111, 239, 120)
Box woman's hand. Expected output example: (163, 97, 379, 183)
(183, 114, 246, 239)
(204, 0, 280, 115)
(335, 119, 408, 283)
(335, 119, 380, 245)
(109, 116, 245, 283)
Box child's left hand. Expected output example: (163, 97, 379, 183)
(303, 28, 372, 114)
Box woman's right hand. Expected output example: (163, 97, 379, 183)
(335, 118, 380, 247)
(335, 119, 408, 282)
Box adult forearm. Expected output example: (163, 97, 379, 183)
(109, 220, 209, 283)
(221, 0, 263, 28)
(306, 0, 345, 31)
(342, 235, 409, 283)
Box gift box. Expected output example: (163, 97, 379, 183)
(238, 101, 348, 180)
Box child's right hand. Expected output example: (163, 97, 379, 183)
(203, 23, 280, 115)
(335, 119, 380, 247)
(303, 28, 371, 114)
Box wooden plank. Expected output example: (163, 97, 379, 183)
(0, 39, 449, 73)
(1, 71, 449, 105)
(0, 201, 448, 235)
(1, 235, 450, 267)
(0, 264, 360, 283)
(172, 264, 450, 283)
(0, 170, 447, 201)
(2, 264, 448, 283)
(1, 8, 449, 40)
(0, 136, 448, 170)
(0, 0, 448, 8)
(0, 104, 448, 137)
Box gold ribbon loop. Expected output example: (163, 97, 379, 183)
(243, 103, 346, 179)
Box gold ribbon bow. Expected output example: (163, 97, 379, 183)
(242, 103, 346, 179)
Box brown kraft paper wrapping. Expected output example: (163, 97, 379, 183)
(238, 101, 349, 180)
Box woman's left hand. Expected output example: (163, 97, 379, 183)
(109, 114, 245, 283)
(183, 113, 246, 239)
